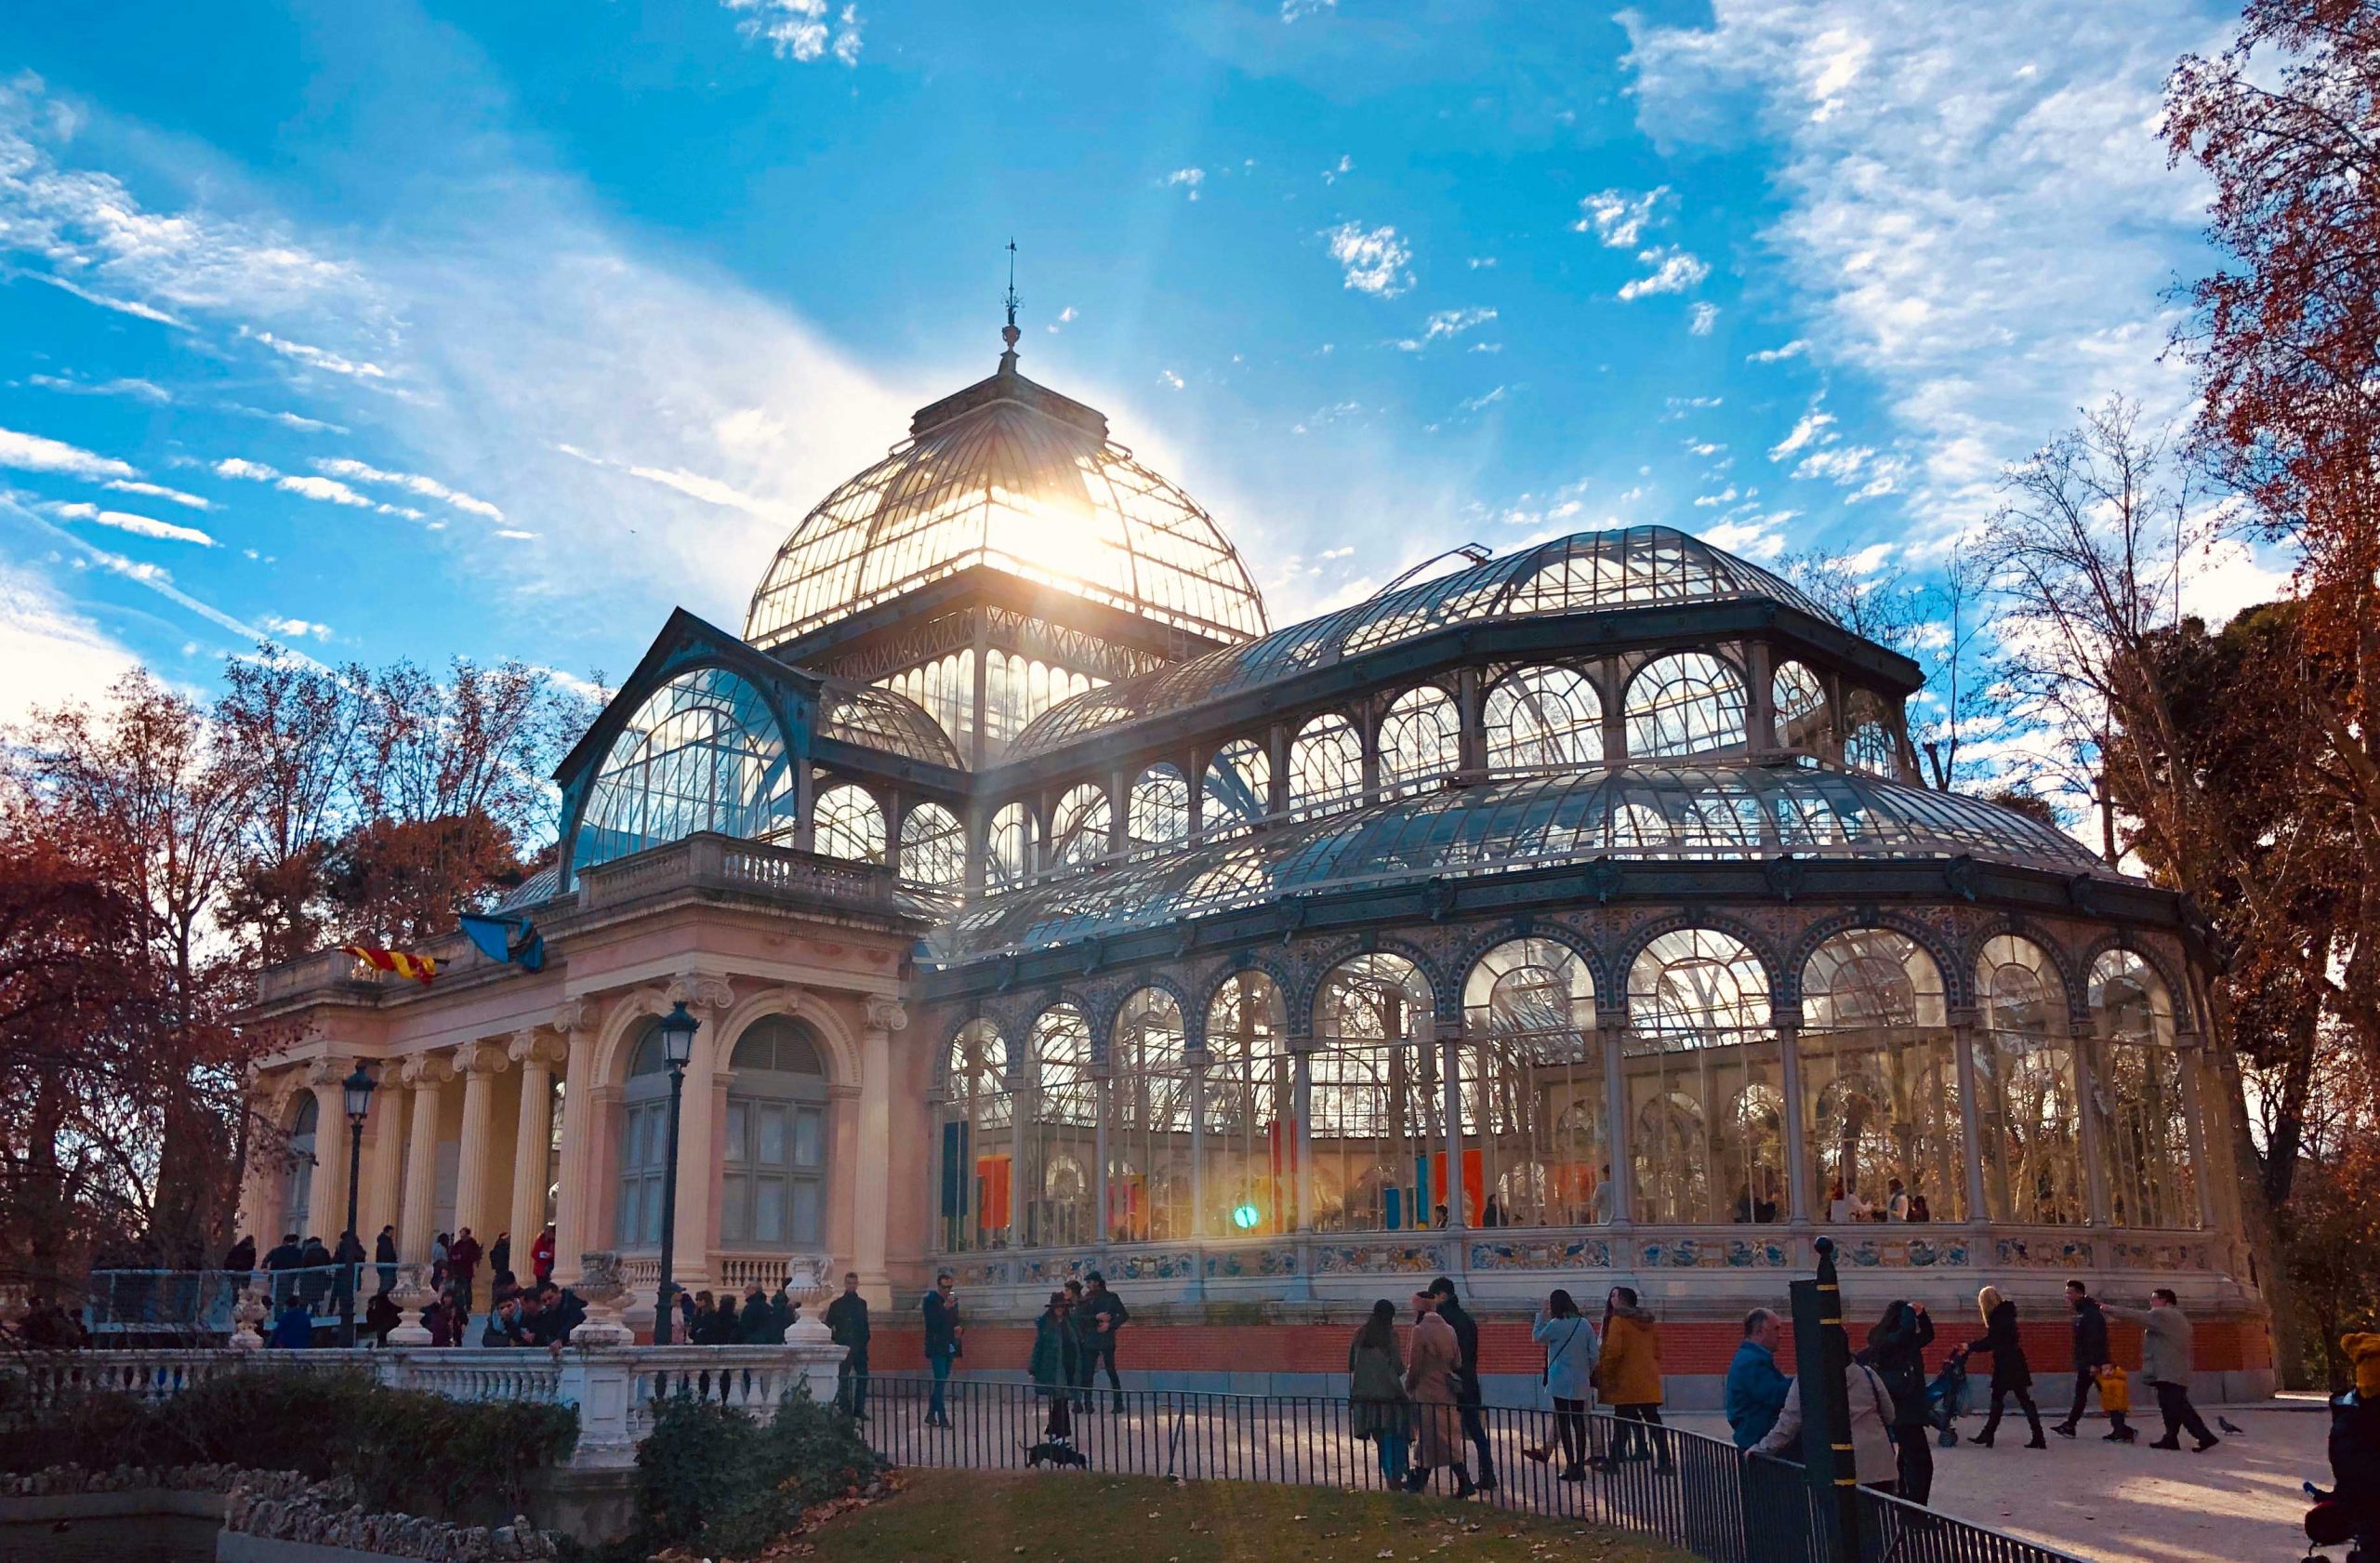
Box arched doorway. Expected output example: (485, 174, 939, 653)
(724, 1015, 832, 1251)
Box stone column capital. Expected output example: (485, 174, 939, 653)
(303, 1053, 358, 1089)
(509, 1029, 567, 1068)
(666, 971, 735, 1013)
(454, 1039, 510, 1076)
(864, 995, 908, 1034)
(399, 1053, 454, 1090)
(551, 996, 598, 1036)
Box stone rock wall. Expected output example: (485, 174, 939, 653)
(223, 1473, 560, 1562)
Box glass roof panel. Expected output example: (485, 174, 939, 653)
(816, 680, 964, 768)
(927, 763, 2105, 961)
(1009, 525, 1842, 762)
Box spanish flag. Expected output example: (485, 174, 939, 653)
(341, 945, 439, 986)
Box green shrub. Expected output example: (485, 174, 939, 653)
(601, 1385, 884, 1561)
(0, 1368, 578, 1519)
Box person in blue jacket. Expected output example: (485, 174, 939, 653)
(1726, 1307, 1793, 1449)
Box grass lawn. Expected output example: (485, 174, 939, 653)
(801, 1468, 1698, 1563)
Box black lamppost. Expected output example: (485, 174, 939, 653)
(652, 1001, 700, 1345)
(338, 1062, 377, 1347)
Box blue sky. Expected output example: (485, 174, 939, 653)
(0, 0, 2276, 723)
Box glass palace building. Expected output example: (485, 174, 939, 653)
(245, 338, 2271, 1398)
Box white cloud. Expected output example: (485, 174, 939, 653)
(1323, 154, 1354, 184)
(0, 424, 137, 480)
(721, 0, 862, 64)
(104, 479, 210, 510)
(1574, 188, 1670, 248)
(217, 456, 406, 513)
(1281, 0, 1337, 18)
(1158, 369, 1185, 390)
(1769, 405, 1837, 459)
(213, 457, 277, 481)
(0, 557, 139, 726)
(1697, 516, 1792, 560)
(1460, 385, 1508, 413)
(1623, 1, 2220, 534)
(1394, 306, 1498, 351)
(50, 500, 214, 546)
(238, 326, 390, 381)
(260, 614, 331, 640)
(1746, 339, 1808, 364)
(229, 405, 348, 435)
(1323, 222, 1414, 298)
(314, 457, 503, 521)
(29, 373, 170, 403)
(1689, 302, 1719, 336)
(275, 473, 374, 507)
(22, 272, 187, 326)
(1047, 305, 1078, 335)
(1692, 486, 1740, 508)
(1617, 245, 1711, 300)
(1467, 256, 1497, 270)
(1164, 168, 1206, 201)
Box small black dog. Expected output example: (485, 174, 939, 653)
(1025, 1437, 1088, 1469)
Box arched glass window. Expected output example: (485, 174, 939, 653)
(1844, 689, 1897, 777)
(940, 1020, 1012, 1252)
(722, 1016, 828, 1251)
(899, 801, 964, 890)
(1974, 935, 2083, 1225)
(1204, 971, 1288, 1237)
(1799, 930, 1964, 1224)
(1624, 929, 1779, 1225)
(1484, 666, 1603, 771)
(1624, 652, 1749, 759)
(813, 782, 885, 863)
(1024, 1006, 1096, 1247)
(575, 666, 796, 874)
(1378, 685, 1461, 798)
(283, 1093, 318, 1239)
(1202, 739, 1271, 840)
(1463, 938, 1605, 1226)
(2089, 949, 2196, 1229)
(1047, 783, 1113, 872)
(985, 801, 1034, 891)
(1109, 989, 1192, 1242)
(617, 1019, 673, 1248)
(1289, 713, 1364, 816)
(1129, 764, 1190, 855)
(1772, 660, 1826, 749)
(1312, 953, 1441, 1231)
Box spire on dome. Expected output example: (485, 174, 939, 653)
(999, 237, 1022, 370)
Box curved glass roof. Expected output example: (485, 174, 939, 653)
(932, 762, 2104, 959)
(745, 359, 1267, 649)
(1009, 526, 1838, 760)
(818, 679, 964, 769)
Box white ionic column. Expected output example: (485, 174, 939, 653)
(857, 997, 905, 1303)
(668, 974, 735, 1292)
(549, 1000, 597, 1286)
(508, 1029, 565, 1266)
(302, 1059, 352, 1243)
(450, 1040, 509, 1250)
(391, 1053, 454, 1344)
(361, 1066, 406, 1241)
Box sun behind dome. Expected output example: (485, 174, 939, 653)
(743, 349, 1267, 651)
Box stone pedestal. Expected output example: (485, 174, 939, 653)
(386, 1265, 434, 1347)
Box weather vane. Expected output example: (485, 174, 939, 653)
(1001, 237, 1022, 357)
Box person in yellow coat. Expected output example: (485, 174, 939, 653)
(1592, 1285, 1671, 1472)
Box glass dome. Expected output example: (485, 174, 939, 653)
(744, 357, 1268, 650)
(818, 679, 963, 768)
(1008, 526, 1840, 760)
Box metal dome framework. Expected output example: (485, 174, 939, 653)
(1008, 526, 1841, 760)
(743, 364, 1268, 653)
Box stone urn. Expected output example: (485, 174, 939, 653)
(228, 1287, 268, 1351)
(778, 1252, 837, 1344)
(386, 1263, 435, 1347)
(568, 1252, 634, 1347)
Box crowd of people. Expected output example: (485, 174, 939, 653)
(224, 1220, 588, 1351)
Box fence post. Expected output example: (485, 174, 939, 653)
(1789, 1236, 1858, 1562)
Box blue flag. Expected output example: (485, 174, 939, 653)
(459, 913, 545, 973)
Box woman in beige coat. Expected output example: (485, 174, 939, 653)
(1752, 1358, 1900, 1490)
(1403, 1291, 1476, 1499)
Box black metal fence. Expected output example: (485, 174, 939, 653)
(845, 1376, 2081, 1563)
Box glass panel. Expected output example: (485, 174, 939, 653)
(758, 1103, 788, 1166)
(1313, 953, 1439, 1231)
(1485, 666, 1602, 770)
(1464, 938, 1605, 1226)
(813, 782, 887, 863)
(1975, 935, 2082, 1224)
(792, 1180, 822, 1246)
(794, 1106, 824, 1168)
(985, 801, 1034, 891)
(900, 801, 966, 889)
(1128, 764, 1190, 854)
(1772, 660, 1826, 748)
(1203, 971, 1289, 1237)
(575, 666, 797, 873)
(1202, 739, 1270, 840)
(1289, 713, 1363, 817)
(1801, 929, 1963, 1223)
(1109, 987, 1191, 1242)
(1048, 782, 1113, 871)
(755, 1178, 786, 1244)
(1624, 652, 1749, 758)
(1378, 685, 1461, 798)
(1625, 927, 1780, 1224)
(725, 1101, 748, 1163)
(721, 1174, 749, 1243)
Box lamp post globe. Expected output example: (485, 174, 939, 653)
(338, 1063, 377, 1346)
(654, 1001, 700, 1345)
